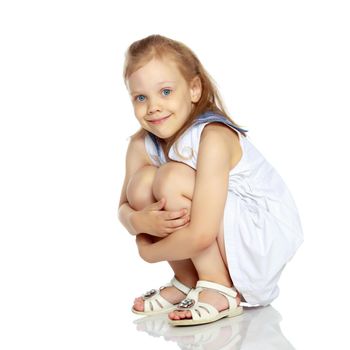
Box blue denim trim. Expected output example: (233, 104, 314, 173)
(147, 111, 248, 161)
(148, 132, 164, 163)
(192, 111, 248, 134)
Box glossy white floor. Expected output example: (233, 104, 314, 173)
(130, 306, 292, 349)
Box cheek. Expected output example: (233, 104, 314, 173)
(135, 115, 145, 126)
(176, 92, 192, 107)
(133, 104, 146, 118)
(175, 99, 192, 116)
(169, 97, 187, 112)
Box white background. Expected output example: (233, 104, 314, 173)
(1, 0, 349, 349)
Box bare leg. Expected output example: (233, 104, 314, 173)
(148, 163, 242, 321)
(168, 240, 241, 320)
(126, 165, 198, 312)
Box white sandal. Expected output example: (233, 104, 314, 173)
(168, 280, 243, 326)
(132, 276, 191, 316)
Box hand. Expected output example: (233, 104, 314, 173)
(130, 198, 190, 238)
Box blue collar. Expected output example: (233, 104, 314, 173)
(147, 111, 248, 161)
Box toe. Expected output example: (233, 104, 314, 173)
(133, 299, 144, 312)
(168, 310, 193, 320)
(169, 310, 184, 320)
(168, 311, 179, 320)
(181, 311, 188, 319)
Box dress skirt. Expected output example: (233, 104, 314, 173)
(223, 189, 303, 306)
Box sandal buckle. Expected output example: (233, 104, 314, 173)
(142, 289, 157, 300)
(177, 298, 195, 309)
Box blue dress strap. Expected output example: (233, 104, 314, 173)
(192, 111, 248, 134)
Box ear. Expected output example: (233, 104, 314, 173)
(190, 76, 202, 103)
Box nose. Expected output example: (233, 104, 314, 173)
(147, 96, 162, 115)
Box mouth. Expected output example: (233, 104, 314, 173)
(148, 114, 171, 125)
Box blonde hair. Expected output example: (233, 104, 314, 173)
(123, 34, 247, 160)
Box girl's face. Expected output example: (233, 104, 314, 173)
(126, 57, 201, 141)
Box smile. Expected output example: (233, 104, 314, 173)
(148, 114, 171, 125)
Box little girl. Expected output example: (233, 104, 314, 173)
(118, 34, 303, 326)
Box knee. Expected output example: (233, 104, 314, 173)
(152, 161, 196, 201)
(126, 165, 158, 210)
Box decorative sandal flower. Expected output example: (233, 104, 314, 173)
(177, 298, 195, 309)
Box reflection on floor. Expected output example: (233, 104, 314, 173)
(133, 305, 295, 349)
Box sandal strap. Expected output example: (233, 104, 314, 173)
(196, 280, 238, 298)
(174, 281, 241, 322)
(142, 277, 191, 313)
(144, 293, 174, 313)
(171, 276, 191, 295)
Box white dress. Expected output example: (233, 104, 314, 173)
(144, 112, 304, 306)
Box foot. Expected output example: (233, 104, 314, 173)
(133, 285, 188, 312)
(168, 288, 241, 321)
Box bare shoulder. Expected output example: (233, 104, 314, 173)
(201, 122, 239, 142)
(200, 122, 242, 170)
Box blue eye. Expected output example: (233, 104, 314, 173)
(162, 89, 171, 96)
(135, 95, 146, 102)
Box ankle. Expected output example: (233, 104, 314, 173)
(174, 274, 198, 289)
(198, 275, 233, 289)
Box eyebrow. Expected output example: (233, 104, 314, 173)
(130, 81, 176, 95)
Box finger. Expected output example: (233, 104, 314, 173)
(154, 231, 170, 237)
(167, 216, 190, 228)
(164, 209, 188, 220)
(171, 222, 190, 232)
(149, 198, 166, 210)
